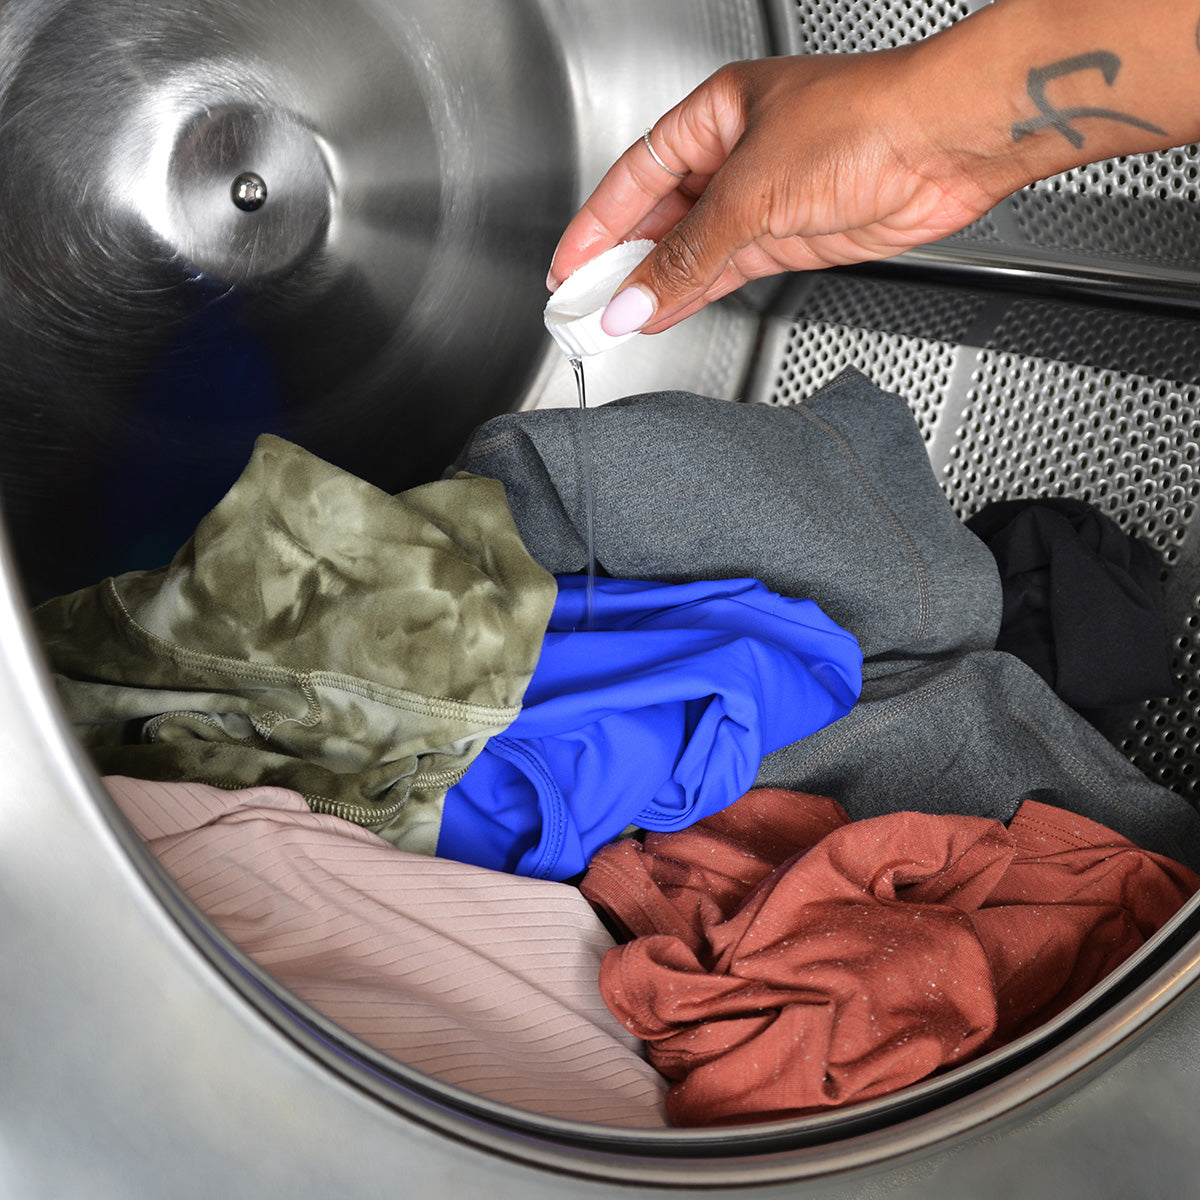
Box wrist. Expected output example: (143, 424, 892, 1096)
(899, 0, 1200, 204)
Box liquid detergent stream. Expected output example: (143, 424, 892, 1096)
(569, 355, 598, 631)
(543, 239, 656, 634)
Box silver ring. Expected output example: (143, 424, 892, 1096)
(643, 129, 688, 179)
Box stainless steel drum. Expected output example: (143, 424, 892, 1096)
(6, 0, 1200, 1197)
(1, 0, 572, 602)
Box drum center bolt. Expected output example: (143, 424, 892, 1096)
(231, 171, 268, 212)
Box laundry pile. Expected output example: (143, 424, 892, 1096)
(35, 369, 1200, 1128)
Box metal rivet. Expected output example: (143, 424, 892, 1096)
(231, 172, 268, 212)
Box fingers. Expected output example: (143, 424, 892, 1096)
(625, 187, 703, 249)
(549, 49, 998, 337)
(550, 63, 763, 334)
(548, 68, 745, 289)
(598, 162, 759, 336)
(547, 128, 703, 291)
(604, 239, 756, 336)
(638, 244, 779, 333)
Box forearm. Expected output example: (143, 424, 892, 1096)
(905, 0, 1200, 201)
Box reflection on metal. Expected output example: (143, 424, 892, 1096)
(230, 173, 269, 213)
(3, 425, 1200, 1192)
(0, 0, 574, 602)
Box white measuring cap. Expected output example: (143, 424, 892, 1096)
(543, 238, 656, 358)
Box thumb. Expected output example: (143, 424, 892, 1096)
(599, 186, 748, 337)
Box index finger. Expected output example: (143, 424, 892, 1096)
(547, 129, 694, 290)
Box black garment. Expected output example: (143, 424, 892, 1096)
(965, 497, 1173, 710)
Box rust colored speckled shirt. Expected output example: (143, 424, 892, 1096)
(581, 789, 1199, 1127)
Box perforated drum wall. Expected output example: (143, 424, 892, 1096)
(777, 0, 967, 52)
(747, 273, 1200, 806)
(1006, 153, 1200, 271)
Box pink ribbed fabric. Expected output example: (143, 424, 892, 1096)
(103, 775, 668, 1128)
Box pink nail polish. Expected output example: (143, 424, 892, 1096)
(601, 286, 655, 337)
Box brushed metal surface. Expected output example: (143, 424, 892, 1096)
(0, 0, 573, 603)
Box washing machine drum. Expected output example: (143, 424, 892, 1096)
(0, 0, 588, 603)
(5, 0, 1200, 1193)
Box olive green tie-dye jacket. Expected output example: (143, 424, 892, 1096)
(33, 434, 557, 854)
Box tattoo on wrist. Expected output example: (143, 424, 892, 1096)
(1011, 51, 1167, 149)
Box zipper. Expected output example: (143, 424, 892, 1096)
(305, 765, 470, 828)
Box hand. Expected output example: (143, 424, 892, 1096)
(547, 51, 1024, 336)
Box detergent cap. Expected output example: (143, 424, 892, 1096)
(543, 238, 656, 358)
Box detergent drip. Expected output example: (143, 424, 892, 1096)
(543, 239, 656, 632)
(569, 356, 598, 630)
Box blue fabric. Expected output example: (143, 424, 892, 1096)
(436, 575, 862, 880)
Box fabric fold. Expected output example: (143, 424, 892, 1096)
(450, 370, 1003, 666)
(436, 575, 862, 880)
(103, 774, 671, 1129)
(965, 496, 1174, 709)
(450, 373, 1200, 870)
(36, 435, 557, 853)
(581, 788, 1199, 1127)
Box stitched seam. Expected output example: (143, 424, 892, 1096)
(104, 579, 522, 725)
(133, 771, 464, 829)
(144, 712, 466, 783)
(306, 793, 408, 825)
(994, 689, 1148, 830)
(1011, 811, 1095, 852)
(144, 710, 262, 746)
(304, 765, 467, 827)
(107, 580, 304, 685)
(460, 426, 525, 457)
(489, 736, 568, 880)
(787, 656, 1177, 847)
(779, 669, 974, 780)
(586, 856, 697, 945)
(306, 671, 520, 725)
(256, 673, 322, 736)
(414, 765, 473, 790)
(797, 403, 932, 643)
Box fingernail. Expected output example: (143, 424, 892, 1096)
(546, 268, 561, 291)
(601, 286, 655, 337)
